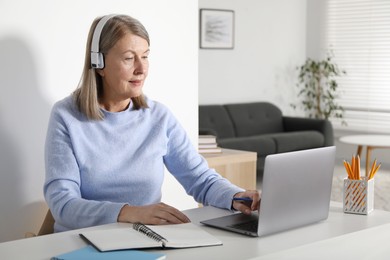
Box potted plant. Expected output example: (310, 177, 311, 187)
(292, 51, 346, 123)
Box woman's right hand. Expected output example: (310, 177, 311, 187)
(117, 202, 191, 225)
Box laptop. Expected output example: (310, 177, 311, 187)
(201, 146, 336, 237)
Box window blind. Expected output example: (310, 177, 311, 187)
(321, 0, 390, 133)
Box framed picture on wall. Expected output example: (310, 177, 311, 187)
(200, 9, 234, 49)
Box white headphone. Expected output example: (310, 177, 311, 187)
(90, 14, 118, 69)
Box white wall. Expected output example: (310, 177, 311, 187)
(199, 0, 307, 116)
(0, 0, 198, 242)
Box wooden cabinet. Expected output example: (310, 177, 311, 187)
(201, 148, 257, 190)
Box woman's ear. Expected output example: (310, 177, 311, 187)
(96, 69, 104, 77)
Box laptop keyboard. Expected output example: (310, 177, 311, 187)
(229, 220, 258, 232)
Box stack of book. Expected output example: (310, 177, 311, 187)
(198, 135, 222, 154)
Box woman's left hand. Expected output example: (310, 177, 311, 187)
(232, 190, 261, 215)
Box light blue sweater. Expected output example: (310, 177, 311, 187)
(44, 96, 243, 232)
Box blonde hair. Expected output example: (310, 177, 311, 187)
(73, 15, 150, 120)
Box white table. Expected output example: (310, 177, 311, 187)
(339, 134, 390, 176)
(1, 202, 390, 260)
(252, 222, 390, 260)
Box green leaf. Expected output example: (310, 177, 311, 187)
(292, 48, 346, 122)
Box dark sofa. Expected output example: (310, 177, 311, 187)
(199, 102, 334, 177)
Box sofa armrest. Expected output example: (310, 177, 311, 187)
(283, 116, 334, 146)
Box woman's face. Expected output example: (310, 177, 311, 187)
(98, 32, 149, 111)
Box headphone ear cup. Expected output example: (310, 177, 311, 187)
(91, 52, 105, 69)
(97, 52, 105, 69)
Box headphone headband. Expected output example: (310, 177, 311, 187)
(90, 14, 117, 69)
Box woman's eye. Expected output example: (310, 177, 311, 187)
(125, 57, 134, 61)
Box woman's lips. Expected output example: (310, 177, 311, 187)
(130, 80, 142, 86)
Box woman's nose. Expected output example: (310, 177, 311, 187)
(134, 57, 147, 75)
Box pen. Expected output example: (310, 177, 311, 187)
(232, 197, 253, 202)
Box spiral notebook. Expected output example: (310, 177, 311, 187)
(80, 222, 222, 252)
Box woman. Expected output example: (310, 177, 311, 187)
(44, 14, 260, 232)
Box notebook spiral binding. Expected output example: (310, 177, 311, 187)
(133, 223, 168, 246)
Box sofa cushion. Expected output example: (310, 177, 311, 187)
(224, 102, 284, 137)
(218, 135, 276, 157)
(266, 131, 324, 153)
(199, 105, 235, 139)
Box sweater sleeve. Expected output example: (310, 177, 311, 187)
(43, 102, 125, 232)
(162, 109, 244, 210)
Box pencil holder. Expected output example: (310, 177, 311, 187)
(343, 178, 374, 215)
